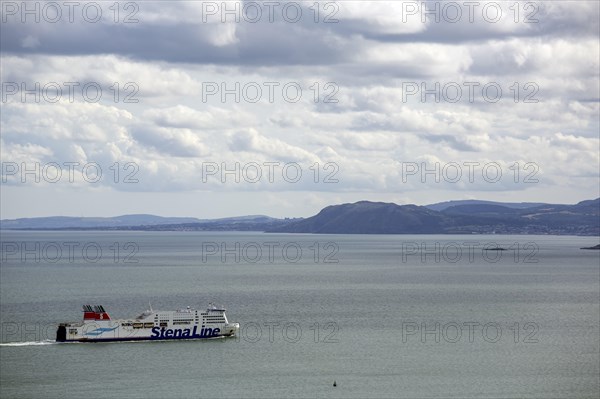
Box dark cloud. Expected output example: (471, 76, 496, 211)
(1, 8, 347, 65)
(3, 1, 597, 67)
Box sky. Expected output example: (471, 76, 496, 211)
(1, 0, 599, 219)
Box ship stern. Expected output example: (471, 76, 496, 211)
(56, 324, 67, 342)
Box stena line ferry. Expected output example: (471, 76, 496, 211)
(56, 303, 239, 343)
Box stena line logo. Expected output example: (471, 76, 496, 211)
(151, 326, 221, 339)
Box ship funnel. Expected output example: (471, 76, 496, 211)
(82, 304, 111, 320)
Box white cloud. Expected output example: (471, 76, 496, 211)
(1, 1, 598, 217)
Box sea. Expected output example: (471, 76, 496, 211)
(0, 231, 598, 399)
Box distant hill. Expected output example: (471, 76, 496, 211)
(269, 199, 600, 235)
(266, 201, 454, 234)
(426, 200, 550, 212)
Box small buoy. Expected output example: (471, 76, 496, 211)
(333, 381, 337, 387)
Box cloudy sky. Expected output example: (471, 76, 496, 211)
(1, 0, 599, 219)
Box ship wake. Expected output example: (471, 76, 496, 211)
(0, 340, 57, 347)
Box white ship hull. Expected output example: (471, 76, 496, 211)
(57, 304, 239, 343)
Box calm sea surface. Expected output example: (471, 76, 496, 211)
(1, 231, 598, 398)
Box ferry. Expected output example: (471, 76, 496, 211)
(56, 303, 239, 342)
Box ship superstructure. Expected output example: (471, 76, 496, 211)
(56, 303, 239, 342)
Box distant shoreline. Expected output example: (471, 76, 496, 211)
(2, 198, 598, 236)
(1, 228, 599, 238)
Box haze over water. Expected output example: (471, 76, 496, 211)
(1, 231, 599, 398)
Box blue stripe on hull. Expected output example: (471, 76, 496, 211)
(65, 334, 234, 343)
